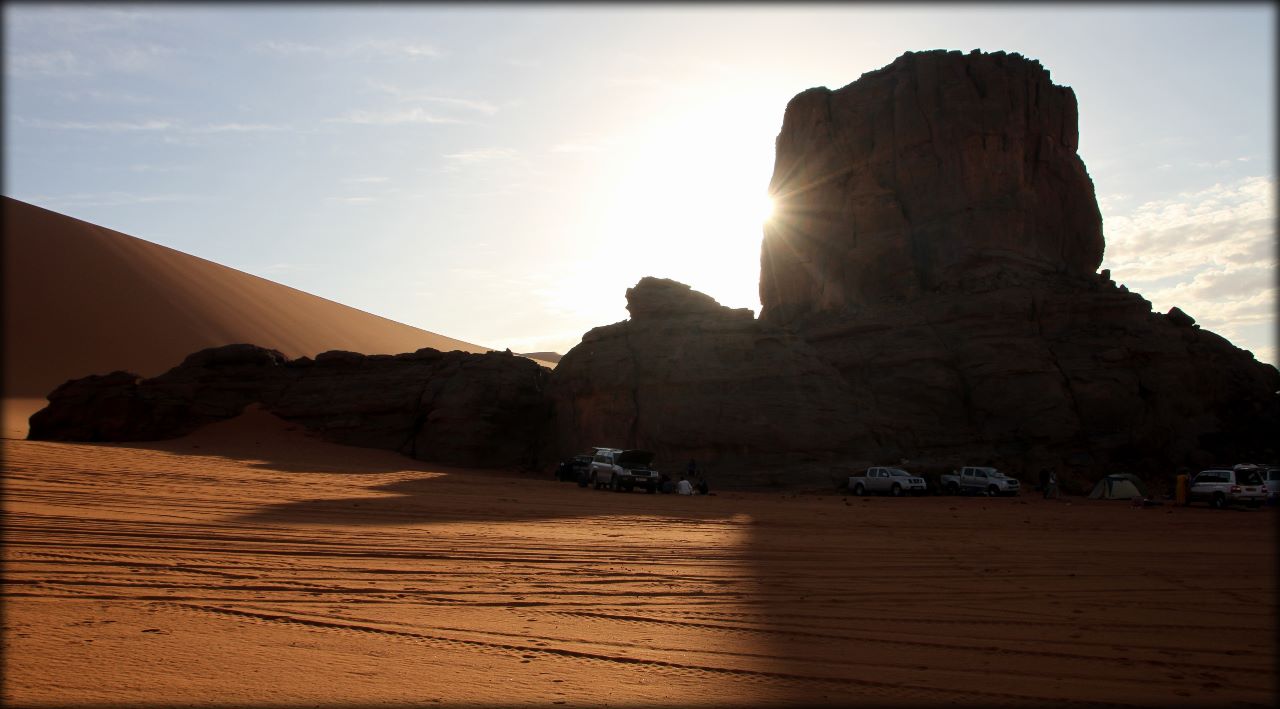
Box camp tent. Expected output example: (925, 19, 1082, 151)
(1088, 473, 1149, 500)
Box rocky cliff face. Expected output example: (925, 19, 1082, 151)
(762, 50, 1103, 322)
(550, 277, 885, 484)
(756, 50, 1279, 480)
(29, 344, 551, 469)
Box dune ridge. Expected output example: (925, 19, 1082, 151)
(2, 197, 553, 436)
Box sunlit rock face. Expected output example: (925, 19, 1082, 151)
(761, 49, 1102, 322)
(551, 277, 886, 485)
(758, 50, 1280, 482)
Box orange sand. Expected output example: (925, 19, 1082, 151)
(2, 197, 555, 437)
(3, 406, 1274, 707)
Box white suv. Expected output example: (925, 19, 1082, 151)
(1188, 468, 1266, 509)
(1262, 467, 1280, 502)
(588, 448, 660, 493)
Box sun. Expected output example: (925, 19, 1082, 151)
(758, 194, 776, 223)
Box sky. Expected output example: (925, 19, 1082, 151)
(4, 3, 1276, 365)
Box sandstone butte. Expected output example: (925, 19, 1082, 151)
(29, 50, 1280, 490)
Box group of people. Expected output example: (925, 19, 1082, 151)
(659, 459, 710, 495)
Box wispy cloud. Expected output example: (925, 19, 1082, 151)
(30, 192, 201, 208)
(16, 117, 175, 132)
(368, 82, 499, 115)
(255, 38, 442, 60)
(330, 196, 377, 205)
(1102, 175, 1276, 362)
(342, 176, 390, 184)
(17, 117, 292, 135)
(443, 148, 518, 165)
(1103, 176, 1274, 282)
(55, 88, 161, 104)
(256, 39, 325, 55)
(192, 122, 293, 133)
(353, 38, 441, 59)
(328, 108, 465, 125)
(6, 50, 87, 77)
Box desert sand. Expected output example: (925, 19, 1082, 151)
(1, 197, 554, 438)
(3, 406, 1274, 707)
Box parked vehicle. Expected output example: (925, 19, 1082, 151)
(939, 466, 1021, 496)
(848, 467, 928, 496)
(1188, 468, 1266, 509)
(589, 449, 660, 493)
(555, 454, 593, 482)
(1260, 466, 1280, 502)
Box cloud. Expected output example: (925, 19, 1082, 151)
(1101, 175, 1276, 363)
(255, 39, 325, 55)
(16, 117, 175, 132)
(442, 148, 518, 164)
(30, 192, 200, 208)
(368, 83, 499, 115)
(1102, 176, 1274, 283)
(330, 196, 376, 205)
(55, 88, 160, 104)
(8, 7, 161, 37)
(342, 176, 390, 184)
(6, 50, 87, 77)
(328, 108, 465, 125)
(101, 43, 174, 72)
(255, 38, 442, 60)
(17, 117, 291, 135)
(352, 39, 441, 59)
(192, 123, 293, 133)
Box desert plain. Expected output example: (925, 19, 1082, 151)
(3, 405, 1275, 707)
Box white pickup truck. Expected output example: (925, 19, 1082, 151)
(847, 467, 928, 496)
(939, 466, 1021, 496)
(588, 449, 660, 493)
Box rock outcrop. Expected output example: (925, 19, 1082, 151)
(756, 50, 1279, 481)
(762, 49, 1103, 321)
(30, 344, 552, 469)
(550, 277, 884, 484)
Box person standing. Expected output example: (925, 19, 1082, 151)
(1043, 469, 1058, 499)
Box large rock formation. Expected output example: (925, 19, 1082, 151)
(550, 277, 885, 484)
(28, 50, 1280, 489)
(762, 49, 1103, 320)
(757, 49, 1279, 481)
(29, 344, 551, 469)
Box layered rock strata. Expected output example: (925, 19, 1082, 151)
(29, 344, 551, 469)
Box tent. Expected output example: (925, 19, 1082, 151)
(1088, 473, 1149, 500)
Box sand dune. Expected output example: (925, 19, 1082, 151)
(2, 405, 1274, 706)
(2, 197, 556, 437)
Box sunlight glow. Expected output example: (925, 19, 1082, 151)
(759, 195, 776, 223)
(594, 91, 781, 314)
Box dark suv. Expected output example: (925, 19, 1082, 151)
(1188, 468, 1267, 509)
(555, 454, 592, 483)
